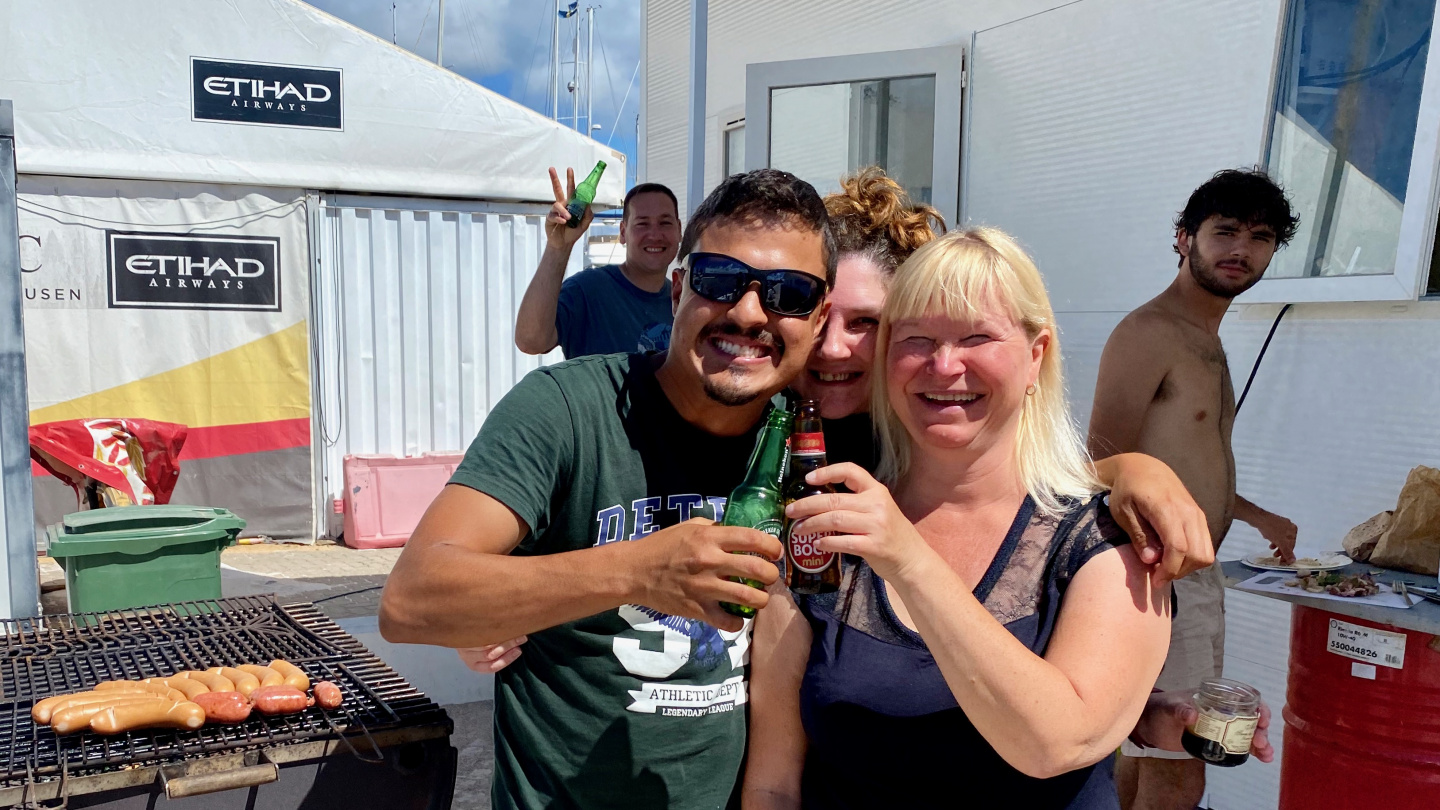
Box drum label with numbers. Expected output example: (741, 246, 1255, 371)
(1326, 618, 1405, 669)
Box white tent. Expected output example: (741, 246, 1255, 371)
(2, 0, 623, 204)
(2, 0, 620, 540)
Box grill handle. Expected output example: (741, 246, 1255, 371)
(159, 762, 278, 799)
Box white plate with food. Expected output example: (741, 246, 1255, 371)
(1241, 552, 1352, 572)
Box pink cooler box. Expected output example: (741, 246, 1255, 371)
(341, 453, 463, 549)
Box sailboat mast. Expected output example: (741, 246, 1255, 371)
(586, 6, 595, 136)
(436, 0, 445, 66)
(551, 0, 560, 119)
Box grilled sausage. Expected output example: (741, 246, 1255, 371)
(268, 660, 310, 692)
(148, 677, 209, 699)
(312, 681, 343, 709)
(249, 685, 313, 715)
(207, 667, 261, 697)
(33, 692, 90, 725)
(178, 670, 234, 693)
(95, 681, 186, 701)
(37, 691, 167, 723)
(90, 700, 204, 735)
(192, 691, 253, 724)
(237, 665, 285, 688)
(50, 696, 165, 735)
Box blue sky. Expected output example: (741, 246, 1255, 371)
(309, 0, 642, 187)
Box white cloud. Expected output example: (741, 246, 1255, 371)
(308, 0, 641, 148)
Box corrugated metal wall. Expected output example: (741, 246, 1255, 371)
(642, 0, 691, 208)
(311, 195, 572, 528)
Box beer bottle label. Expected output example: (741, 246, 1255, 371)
(787, 525, 836, 572)
(754, 519, 784, 539)
(791, 432, 825, 456)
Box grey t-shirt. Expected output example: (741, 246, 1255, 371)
(554, 264, 674, 358)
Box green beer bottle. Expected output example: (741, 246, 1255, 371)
(719, 407, 793, 618)
(566, 160, 607, 228)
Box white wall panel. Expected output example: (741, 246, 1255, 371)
(965, 0, 1284, 314)
(644, 0, 1073, 206)
(312, 195, 570, 523)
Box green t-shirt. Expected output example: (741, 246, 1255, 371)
(450, 353, 767, 810)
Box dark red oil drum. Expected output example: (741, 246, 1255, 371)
(1280, 605, 1440, 809)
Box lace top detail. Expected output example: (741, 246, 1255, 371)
(808, 494, 1121, 648)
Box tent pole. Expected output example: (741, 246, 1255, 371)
(0, 100, 38, 619)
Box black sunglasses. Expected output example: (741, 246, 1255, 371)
(684, 252, 826, 317)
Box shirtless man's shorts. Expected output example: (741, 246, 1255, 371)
(1089, 169, 1301, 810)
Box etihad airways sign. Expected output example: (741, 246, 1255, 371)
(192, 57, 342, 130)
(107, 232, 281, 312)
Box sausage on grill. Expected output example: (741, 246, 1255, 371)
(95, 681, 186, 701)
(90, 700, 205, 734)
(208, 667, 261, 697)
(312, 681, 343, 709)
(268, 660, 310, 692)
(35, 691, 167, 724)
(250, 685, 313, 715)
(33, 692, 88, 725)
(50, 696, 166, 735)
(192, 691, 253, 724)
(237, 664, 285, 688)
(178, 670, 235, 693)
(148, 676, 209, 699)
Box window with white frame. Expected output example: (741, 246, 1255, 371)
(746, 46, 963, 224)
(1253, 0, 1440, 302)
(723, 118, 746, 179)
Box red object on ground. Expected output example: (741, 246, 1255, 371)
(1280, 605, 1440, 809)
(29, 419, 188, 506)
(341, 453, 462, 548)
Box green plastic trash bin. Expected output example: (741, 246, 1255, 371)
(46, 505, 246, 613)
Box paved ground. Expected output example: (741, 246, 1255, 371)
(39, 540, 495, 808)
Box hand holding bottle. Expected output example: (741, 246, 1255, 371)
(784, 462, 935, 584)
(545, 166, 594, 249)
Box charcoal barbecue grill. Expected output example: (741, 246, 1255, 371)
(0, 595, 455, 808)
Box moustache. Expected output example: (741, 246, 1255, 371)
(700, 324, 785, 357)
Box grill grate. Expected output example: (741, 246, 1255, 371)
(0, 595, 448, 789)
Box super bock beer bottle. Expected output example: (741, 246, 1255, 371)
(719, 408, 793, 618)
(566, 160, 607, 228)
(784, 401, 841, 594)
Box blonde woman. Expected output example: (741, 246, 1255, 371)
(744, 229, 1172, 809)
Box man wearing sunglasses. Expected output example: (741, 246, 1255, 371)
(381, 169, 834, 810)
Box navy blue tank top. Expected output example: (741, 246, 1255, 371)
(797, 495, 1126, 809)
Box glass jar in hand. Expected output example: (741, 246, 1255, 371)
(783, 400, 841, 595)
(719, 408, 793, 618)
(1182, 678, 1261, 766)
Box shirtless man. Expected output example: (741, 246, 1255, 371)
(1089, 169, 1300, 810)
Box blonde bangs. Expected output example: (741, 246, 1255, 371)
(880, 235, 1024, 334)
(871, 228, 1102, 515)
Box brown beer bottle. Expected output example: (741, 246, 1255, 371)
(783, 400, 841, 594)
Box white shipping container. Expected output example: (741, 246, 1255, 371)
(310, 195, 572, 532)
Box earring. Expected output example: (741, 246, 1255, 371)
(1025, 384, 1037, 396)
